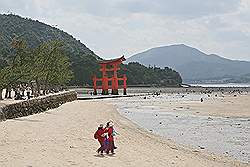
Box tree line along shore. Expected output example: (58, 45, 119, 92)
(0, 39, 72, 100)
(0, 14, 183, 101)
(0, 37, 183, 101)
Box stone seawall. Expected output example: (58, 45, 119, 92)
(0, 91, 77, 121)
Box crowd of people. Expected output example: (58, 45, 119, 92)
(94, 120, 118, 155)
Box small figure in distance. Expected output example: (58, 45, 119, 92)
(26, 86, 31, 99)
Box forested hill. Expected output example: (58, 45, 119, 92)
(0, 14, 100, 85)
(0, 14, 182, 87)
(123, 62, 182, 86)
(127, 44, 250, 83)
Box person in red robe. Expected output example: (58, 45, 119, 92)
(106, 121, 118, 154)
(94, 124, 106, 155)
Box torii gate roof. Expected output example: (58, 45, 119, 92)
(98, 56, 126, 65)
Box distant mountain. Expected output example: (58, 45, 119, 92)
(0, 14, 182, 87)
(127, 44, 250, 82)
(0, 14, 100, 85)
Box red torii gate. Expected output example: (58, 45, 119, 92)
(92, 56, 127, 95)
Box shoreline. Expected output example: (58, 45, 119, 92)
(0, 100, 248, 166)
(107, 93, 250, 163)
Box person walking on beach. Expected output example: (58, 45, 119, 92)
(94, 124, 106, 155)
(106, 120, 118, 154)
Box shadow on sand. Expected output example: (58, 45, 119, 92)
(94, 153, 116, 158)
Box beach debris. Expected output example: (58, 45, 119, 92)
(155, 114, 158, 116)
(153, 92, 160, 96)
(200, 98, 203, 102)
(198, 146, 205, 149)
(170, 146, 178, 150)
(149, 129, 153, 132)
(159, 121, 162, 124)
(176, 115, 178, 118)
(208, 117, 213, 120)
(144, 96, 147, 99)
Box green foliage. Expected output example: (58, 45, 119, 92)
(0, 14, 100, 85)
(32, 40, 73, 86)
(0, 38, 73, 98)
(0, 14, 182, 88)
(0, 39, 32, 90)
(0, 59, 7, 70)
(121, 62, 182, 86)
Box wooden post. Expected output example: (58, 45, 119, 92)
(92, 75, 97, 95)
(123, 74, 127, 95)
(112, 63, 119, 95)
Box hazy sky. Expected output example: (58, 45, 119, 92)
(0, 0, 250, 61)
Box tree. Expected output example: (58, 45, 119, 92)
(121, 62, 182, 86)
(0, 39, 73, 100)
(31, 40, 73, 95)
(0, 39, 32, 99)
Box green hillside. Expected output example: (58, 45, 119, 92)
(122, 62, 182, 86)
(0, 14, 100, 85)
(0, 14, 182, 87)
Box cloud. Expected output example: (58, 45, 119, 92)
(0, 0, 249, 61)
(114, 0, 241, 19)
(1, 0, 241, 19)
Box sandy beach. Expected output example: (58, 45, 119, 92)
(0, 99, 248, 166)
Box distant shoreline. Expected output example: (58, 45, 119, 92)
(69, 82, 250, 89)
(73, 86, 250, 96)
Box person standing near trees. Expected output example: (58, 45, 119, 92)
(26, 86, 31, 99)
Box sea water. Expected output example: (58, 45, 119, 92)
(190, 83, 250, 87)
(108, 94, 250, 163)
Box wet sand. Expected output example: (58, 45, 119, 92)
(141, 92, 250, 118)
(0, 100, 247, 166)
(162, 93, 250, 118)
(108, 93, 250, 163)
